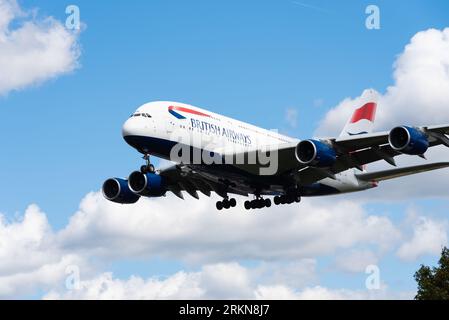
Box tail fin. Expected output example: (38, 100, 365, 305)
(339, 89, 378, 137)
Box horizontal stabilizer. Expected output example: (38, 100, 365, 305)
(356, 162, 449, 182)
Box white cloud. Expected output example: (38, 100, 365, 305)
(44, 262, 410, 300)
(397, 213, 448, 261)
(43, 260, 321, 299)
(0, 0, 81, 95)
(0, 192, 403, 298)
(198, 263, 254, 299)
(44, 271, 204, 300)
(43, 262, 257, 300)
(57, 192, 400, 263)
(255, 285, 355, 300)
(255, 284, 411, 300)
(0, 205, 87, 297)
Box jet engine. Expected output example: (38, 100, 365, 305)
(128, 171, 167, 197)
(102, 178, 140, 204)
(295, 139, 337, 167)
(388, 126, 429, 155)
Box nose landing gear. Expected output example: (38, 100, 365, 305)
(140, 154, 155, 173)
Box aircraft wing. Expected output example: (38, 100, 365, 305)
(355, 162, 449, 182)
(160, 124, 449, 196)
(158, 163, 250, 199)
(229, 124, 449, 186)
(294, 124, 449, 185)
(229, 141, 303, 176)
(334, 124, 449, 151)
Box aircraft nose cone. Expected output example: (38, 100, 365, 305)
(122, 118, 145, 151)
(122, 118, 134, 137)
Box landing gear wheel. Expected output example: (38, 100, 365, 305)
(244, 201, 251, 210)
(141, 154, 155, 173)
(264, 198, 271, 208)
(223, 199, 231, 209)
(274, 196, 280, 205)
(250, 200, 257, 210)
(140, 164, 155, 173)
(216, 198, 237, 211)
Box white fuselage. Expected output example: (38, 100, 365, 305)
(122, 101, 296, 154)
(122, 101, 375, 195)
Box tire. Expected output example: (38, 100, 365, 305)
(295, 196, 301, 203)
(140, 165, 147, 173)
(244, 201, 251, 210)
(274, 196, 280, 205)
(279, 196, 285, 205)
(229, 198, 237, 207)
(223, 200, 230, 209)
(216, 201, 223, 210)
(250, 201, 258, 210)
(265, 198, 271, 208)
(148, 164, 155, 173)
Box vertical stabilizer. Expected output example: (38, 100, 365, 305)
(339, 89, 378, 137)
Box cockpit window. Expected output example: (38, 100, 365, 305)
(129, 113, 151, 118)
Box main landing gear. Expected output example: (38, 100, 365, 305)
(273, 194, 301, 205)
(244, 197, 271, 210)
(216, 198, 237, 211)
(140, 153, 155, 173)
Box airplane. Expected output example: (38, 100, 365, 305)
(102, 90, 449, 211)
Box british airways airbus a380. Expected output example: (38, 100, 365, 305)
(102, 90, 449, 210)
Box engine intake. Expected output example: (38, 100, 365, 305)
(388, 126, 429, 155)
(102, 178, 140, 204)
(128, 171, 166, 197)
(295, 139, 337, 167)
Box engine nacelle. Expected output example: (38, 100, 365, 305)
(295, 139, 337, 167)
(128, 171, 167, 197)
(388, 126, 429, 155)
(102, 178, 140, 204)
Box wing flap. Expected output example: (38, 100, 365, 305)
(355, 162, 449, 182)
(426, 124, 449, 134)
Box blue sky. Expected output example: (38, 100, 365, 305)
(1, 0, 449, 299)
